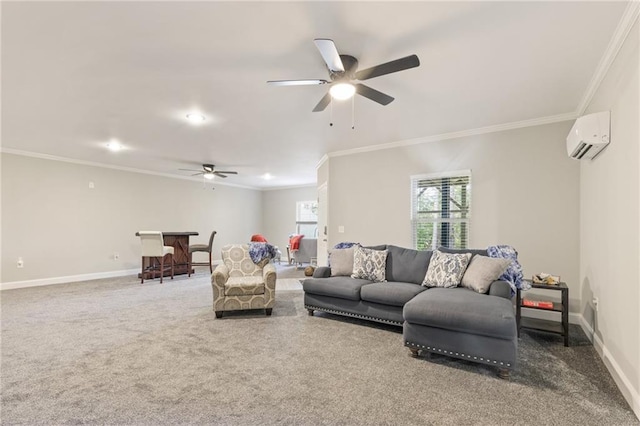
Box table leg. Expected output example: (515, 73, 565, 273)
(516, 288, 522, 338)
(562, 288, 569, 346)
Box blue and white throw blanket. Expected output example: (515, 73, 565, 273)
(333, 242, 360, 249)
(249, 242, 277, 265)
(487, 245, 528, 296)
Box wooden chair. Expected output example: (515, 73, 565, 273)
(188, 230, 217, 275)
(138, 231, 174, 284)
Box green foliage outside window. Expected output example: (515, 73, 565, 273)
(413, 176, 470, 250)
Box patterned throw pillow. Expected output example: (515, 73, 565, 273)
(351, 246, 388, 282)
(422, 249, 472, 288)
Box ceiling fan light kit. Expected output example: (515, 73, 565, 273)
(330, 83, 355, 100)
(179, 163, 238, 187)
(267, 38, 420, 114)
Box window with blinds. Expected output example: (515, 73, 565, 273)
(296, 201, 318, 237)
(411, 171, 471, 250)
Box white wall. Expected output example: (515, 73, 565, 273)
(325, 121, 580, 310)
(1, 153, 262, 284)
(580, 19, 639, 414)
(261, 186, 317, 259)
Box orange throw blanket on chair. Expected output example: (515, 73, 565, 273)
(289, 234, 304, 250)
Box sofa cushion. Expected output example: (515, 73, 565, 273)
(386, 245, 432, 284)
(461, 255, 512, 293)
(302, 276, 372, 301)
(360, 282, 427, 307)
(351, 246, 388, 282)
(225, 276, 265, 296)
(403, 288, 516, 340)
(329, 247, 355, 276)
(364, 244, 387, 251)
(438, 246, 488, 258)
(422, 250, 472, 288)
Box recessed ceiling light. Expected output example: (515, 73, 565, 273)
(262, 173, 273, 180)
(106, 141, 122, 152)
(186, 113, 206, 123)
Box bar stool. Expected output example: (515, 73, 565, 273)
(138, 231, 174, 284)
(188, 230, 217, 275)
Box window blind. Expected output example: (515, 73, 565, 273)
(411, 172, 471, 250)
(296, 201, 318, 237)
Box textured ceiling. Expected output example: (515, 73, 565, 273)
(1, 1, 629, 188)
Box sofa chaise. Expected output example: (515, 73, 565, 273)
(303, 244, 517, 377)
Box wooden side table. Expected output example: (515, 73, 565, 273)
(516, 281, 569, 346)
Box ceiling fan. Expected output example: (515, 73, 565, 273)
(267, 39, 420, 112)
(179, 164, 238, 179)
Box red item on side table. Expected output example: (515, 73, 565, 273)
(522, 299, 554, 310)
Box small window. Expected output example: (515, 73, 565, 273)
(296, 201, 318, 238)
(411, 171, 471, 250)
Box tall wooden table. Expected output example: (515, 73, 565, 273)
(136, 231, 198, 279)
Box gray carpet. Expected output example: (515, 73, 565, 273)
(1, 272, 637, 425)
(273, 262, 307, 279)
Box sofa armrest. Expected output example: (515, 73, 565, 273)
(488, 280, 512, 299)
(313, 266, 332, 278)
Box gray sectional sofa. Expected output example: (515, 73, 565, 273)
(303, 244, 517, 377)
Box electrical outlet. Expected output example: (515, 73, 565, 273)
(592, 297, 599, 312)
(338, 226, 345, 233)
(114, 252, 119, 260)
(17, 257, 24, 268)
(89, 181, 95, 189)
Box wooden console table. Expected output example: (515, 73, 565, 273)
(136, 231, 198, 279)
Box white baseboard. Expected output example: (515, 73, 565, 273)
(578, 315, 640, 421)
(0, 269, 140, 291)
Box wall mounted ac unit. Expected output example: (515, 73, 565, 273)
(566, 111, 610, 160)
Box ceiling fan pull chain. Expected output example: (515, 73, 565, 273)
(351, 96, 355, 130)
(329, 99, 334, 127)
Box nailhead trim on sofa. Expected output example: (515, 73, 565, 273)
(305, 304, 403, 326)
(404, 341, 512, 368)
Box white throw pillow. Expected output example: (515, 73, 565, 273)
(329, 247, 356, 276)
(461, 255, 512, 293)
(422, 249, 472, 288)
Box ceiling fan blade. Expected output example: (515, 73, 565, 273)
(190, 172, 204, 176)
(267, 79, 329, 86)
(355, 84, 394, 106)
(355, 54, 420, 81)
(214, 171, 238, 175)
(213, 172, 228, 178)
(312, 92, 332, 112)
(314, 39, 345, 72)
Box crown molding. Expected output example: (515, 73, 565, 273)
(261, 183, 317, 191)
(327, 111, 577, 159)
(316, 154, 329, 170)
(0, 148, 261, 190)
(577, 1, 640, 114)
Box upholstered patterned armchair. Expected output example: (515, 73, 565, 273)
(211, 244, 277, 318)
